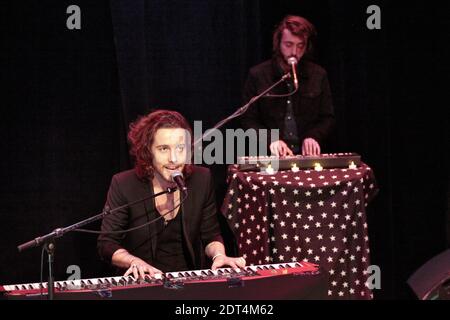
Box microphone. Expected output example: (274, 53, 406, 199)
(287, 57, 299, 89)
(170, 171, 187, 194)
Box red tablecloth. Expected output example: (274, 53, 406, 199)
(221, 162, 378, 299)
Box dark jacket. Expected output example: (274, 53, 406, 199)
(97, 166, 222, 271)
(241, 58, 335, 150)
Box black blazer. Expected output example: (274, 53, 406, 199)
(97, 166, 222, 271)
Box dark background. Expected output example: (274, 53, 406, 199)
(1, 0, 448, 299)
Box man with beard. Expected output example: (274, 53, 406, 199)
(241, 15, 335, 156)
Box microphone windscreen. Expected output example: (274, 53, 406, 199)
(288, 57, 298, 65)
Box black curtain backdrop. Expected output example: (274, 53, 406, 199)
(1, 0, 448, 299)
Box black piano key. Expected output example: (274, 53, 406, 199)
(144, 275, 152, 282)
(201, 271, 208, 275)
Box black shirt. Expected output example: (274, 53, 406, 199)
(152, 211, 191, 272)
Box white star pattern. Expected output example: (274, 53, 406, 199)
(223, 163, 377, 299)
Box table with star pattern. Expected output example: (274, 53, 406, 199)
(221, 162, 378, 299)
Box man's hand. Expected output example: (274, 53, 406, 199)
(302, 138, 321, 156)
(211, 254, 247, 270)
(123, 257, 162, 279)
(270, 140, 294, 157)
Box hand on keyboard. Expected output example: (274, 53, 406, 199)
(123, 258, 162, 279)
(211, 255, 246, 271)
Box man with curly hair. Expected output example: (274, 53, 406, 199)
(97, 110, 245, 278)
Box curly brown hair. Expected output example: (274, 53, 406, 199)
(128, 109, 193, 181)
(272, 15, 317, 60)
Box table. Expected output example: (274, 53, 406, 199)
(221, 162, 378, 299)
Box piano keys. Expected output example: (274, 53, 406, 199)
(1, 262, 328, 300)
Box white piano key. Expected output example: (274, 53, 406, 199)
(210, 270, 219, 276)
(152, 273, 163, 280)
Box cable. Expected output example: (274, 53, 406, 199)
(73, 191, 188, 235)
(263, 84, 298, 98)
(40, 245, 45, 299)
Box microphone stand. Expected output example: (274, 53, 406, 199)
(193, 72, 291, 147)
(16, 71, 292, 300)
(17, 187, 177, 300)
